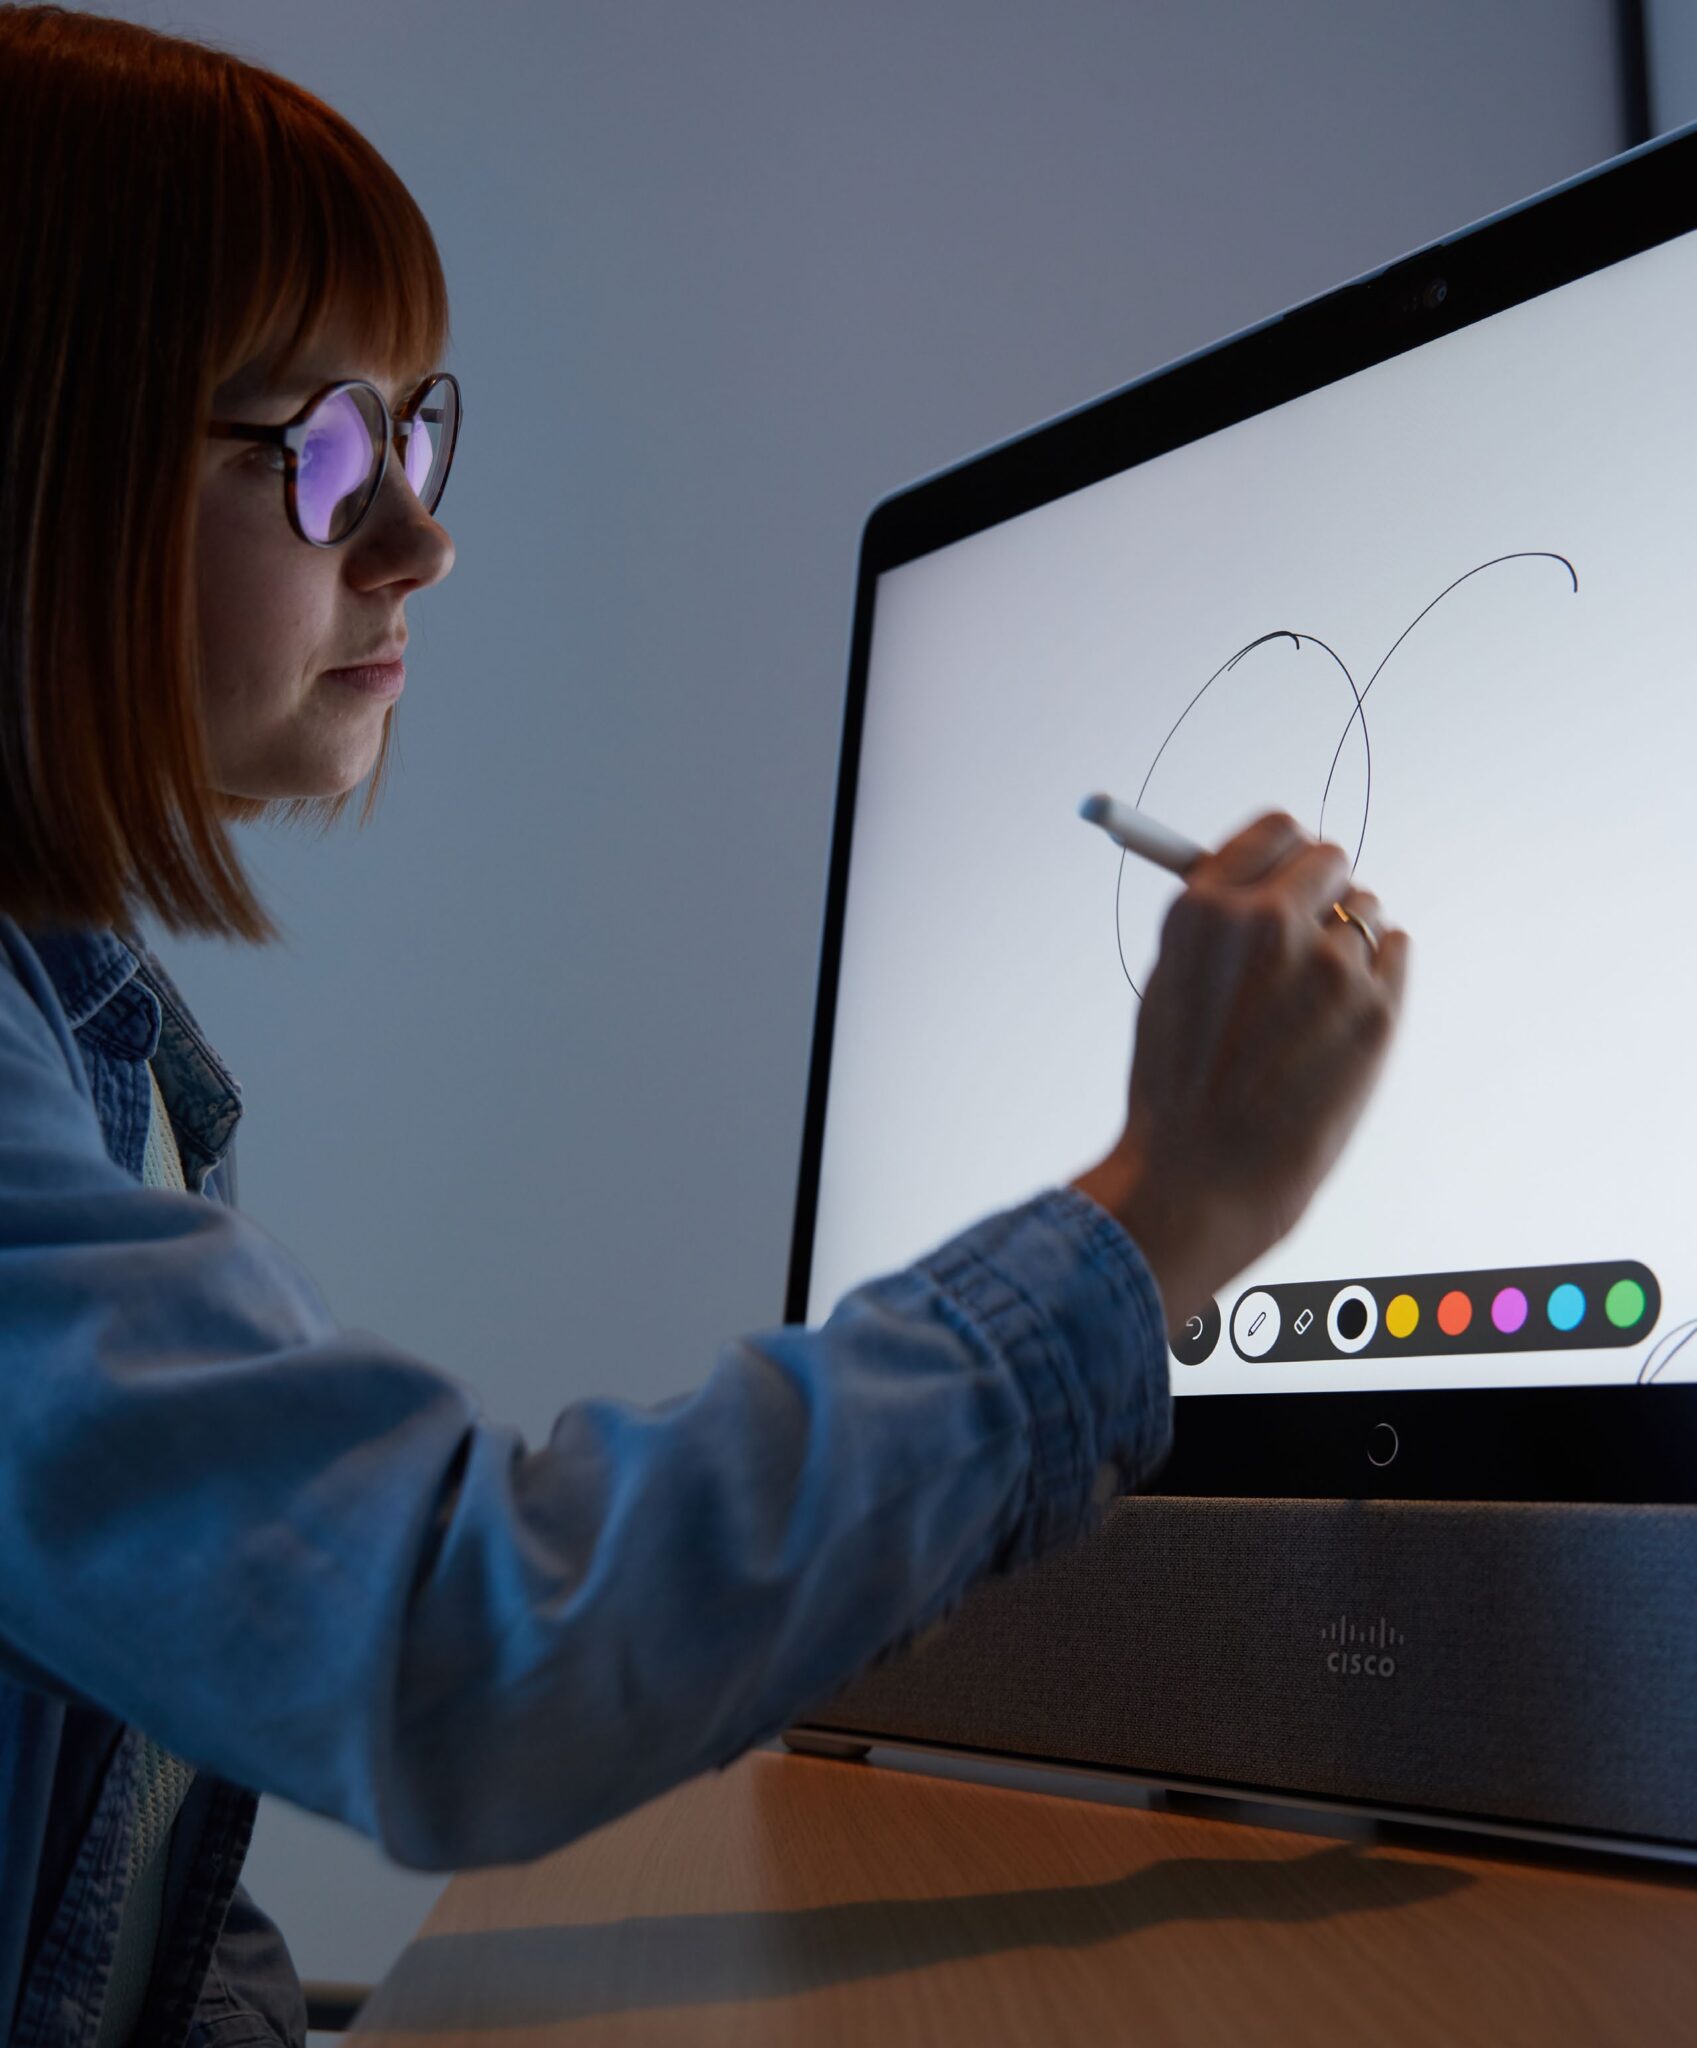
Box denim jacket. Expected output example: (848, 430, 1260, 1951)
(0, 914, 1174, 2046)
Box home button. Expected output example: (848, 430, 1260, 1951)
(1368, 1422, 1400, 1468)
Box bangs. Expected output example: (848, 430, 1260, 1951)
(209, 72, 451, 398)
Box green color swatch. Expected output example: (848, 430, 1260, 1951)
(1605, 1278, 1647, 1330)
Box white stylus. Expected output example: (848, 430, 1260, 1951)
(1077, 792, 1205, 876)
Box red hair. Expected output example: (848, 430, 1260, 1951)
(0, 4, 450, 941)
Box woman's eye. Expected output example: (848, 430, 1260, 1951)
(248, 445, 286, 474)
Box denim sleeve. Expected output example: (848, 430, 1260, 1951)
(0, 950, 1172, 1872)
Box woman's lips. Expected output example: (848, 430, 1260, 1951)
(323, 659, 405, 698)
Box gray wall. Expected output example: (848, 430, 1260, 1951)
(1647, 0, 1697, 130)
(100, 0, 1623, 2001)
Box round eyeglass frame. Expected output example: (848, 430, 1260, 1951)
(206, 371, 462, 548)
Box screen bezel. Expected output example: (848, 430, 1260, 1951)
(786, 123, 1697, 1504)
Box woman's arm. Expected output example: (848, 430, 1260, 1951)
(0, 945, 1170, 1871)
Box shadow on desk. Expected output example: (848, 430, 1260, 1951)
(354, 1838, 1466, 2033)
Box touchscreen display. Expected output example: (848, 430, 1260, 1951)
(805, 225, 1697, 1397)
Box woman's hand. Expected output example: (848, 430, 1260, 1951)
(1072, 810, 1409, 1331)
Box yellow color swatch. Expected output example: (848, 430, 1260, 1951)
(1386, 1293, 1420, 1340)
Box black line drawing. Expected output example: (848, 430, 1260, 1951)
(1113, 552, 1578, 997)
(1638, 1318, 1697, 1384)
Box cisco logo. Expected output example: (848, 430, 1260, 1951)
(1321, 1615, 1403, 1678)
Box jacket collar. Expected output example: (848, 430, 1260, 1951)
(26, 923, 144, 1035)
(26, 923, 244, 1178)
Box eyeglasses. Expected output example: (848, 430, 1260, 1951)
(206, 372, 462, 547)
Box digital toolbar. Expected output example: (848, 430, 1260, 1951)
(1225, 1261, 1659, 1365)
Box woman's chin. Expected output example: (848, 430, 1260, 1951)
(210, 750, 381, 806)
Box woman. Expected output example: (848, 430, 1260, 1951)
(0, 8, 1407, 2045)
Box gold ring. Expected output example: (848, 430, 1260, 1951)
(1331, 900, 1380, 958)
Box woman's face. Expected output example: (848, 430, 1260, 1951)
(195, 318, 455, 801)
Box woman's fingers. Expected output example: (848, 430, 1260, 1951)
(1322, 886, 1409, 999)
(1196, 810, 1305, 886)
(1325, 885, 1386, 966)
(1206, 817, 1399, 970)
(1370, 923, 1411, 1001)
(1271, 836, 1354, 921)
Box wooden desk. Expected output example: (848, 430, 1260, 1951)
(350, 1747, 1697, 2044)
